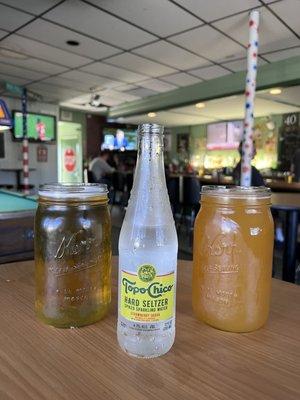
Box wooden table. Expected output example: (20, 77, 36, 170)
(0, 258, 299, 400)
(272, 192, 300, 283)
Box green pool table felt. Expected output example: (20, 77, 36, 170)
(0, 190, 37, 213)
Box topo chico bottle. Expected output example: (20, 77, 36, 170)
(117, 123, 178, 358)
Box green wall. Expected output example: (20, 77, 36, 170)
(60, 109, 87, 158)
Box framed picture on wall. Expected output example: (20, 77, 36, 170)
(177, 133, 189, 153)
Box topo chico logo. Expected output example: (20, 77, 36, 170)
(138, 264, 156, 282)
(122, 278, 173, 299)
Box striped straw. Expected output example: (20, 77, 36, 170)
(241, 10, 259, 187)
(22, 88, 29, 195)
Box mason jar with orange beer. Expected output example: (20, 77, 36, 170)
(192, 186, 274, 333)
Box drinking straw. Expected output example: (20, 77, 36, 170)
(22, 88, 29, 195)
(241, 10, 259, 187)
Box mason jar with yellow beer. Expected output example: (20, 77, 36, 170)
(35, 184, 111, 328)
(193, 186, 274, 333)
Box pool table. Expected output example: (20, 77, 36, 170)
(0, 190, 37, 264)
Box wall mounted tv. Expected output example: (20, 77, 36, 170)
(12, 111, 56, 142)
(206, 121, 243, 150)
(101, 126, 137, 151)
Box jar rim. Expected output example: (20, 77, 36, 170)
(38, 183, 108, 200)
(201, 185, 271, 198)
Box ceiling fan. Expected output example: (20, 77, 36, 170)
(88, 94, 110, 108)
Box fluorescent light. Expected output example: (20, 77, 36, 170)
(195, 102, 205, 109)
(148, 112, 156, 117)
(269, 88, 282, 95)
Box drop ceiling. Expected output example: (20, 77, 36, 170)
(0, 0, 299, 118)
(116, 87, 300, 127)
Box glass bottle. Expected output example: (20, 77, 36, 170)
(118, 124, 178, 358)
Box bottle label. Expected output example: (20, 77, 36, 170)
(120, 264, 175, 323)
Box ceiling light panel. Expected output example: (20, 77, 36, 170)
(0, 4, 33, 31)
(1, 35, 91, 67)
(134, 40, 210, 70)
(44, 0, 155, 49)
(18, 19, 120, 59)
(89, 0, 201, 37)
(103, 53, 176, 77)
(169, 25, 244, 63)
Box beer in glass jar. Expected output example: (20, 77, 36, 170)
(35, 184, 111, 328)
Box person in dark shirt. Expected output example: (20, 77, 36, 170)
(233, 141, 265, 186)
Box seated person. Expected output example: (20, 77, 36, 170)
(233, 141, 265, 186)
(89, 150, 115, 185)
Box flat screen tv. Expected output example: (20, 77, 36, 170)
(12, 111, 56, 142)
(206, 121, 243, 150)
(101, 126, 137, 151)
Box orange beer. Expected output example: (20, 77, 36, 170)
(193, 186, 274, 332)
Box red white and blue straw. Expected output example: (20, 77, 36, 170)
(22, 88, 29, 195)
(241, 10, 259, 187)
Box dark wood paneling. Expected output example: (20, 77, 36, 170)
(86, 114, 106, 159)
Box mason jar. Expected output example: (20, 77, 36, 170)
(35, 184, 111, 328)
(193, 186, 274, 333)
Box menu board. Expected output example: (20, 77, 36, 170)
(278, 113, 300, 171)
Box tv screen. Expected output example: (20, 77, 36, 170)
(206, 121, 243, 150)
(101, 127, 137, 151)
(12, 111, 56, 142)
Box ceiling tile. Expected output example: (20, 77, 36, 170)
(0, 62, 48, 81)
(0, 0, 62, 15)
(103, 53, 176, 77)
(27, 81, 84, 102)
(160, 72, 201, 86)
(89, 0, 201, 37)
(0, 30, 8, 39)
(40, 76, 89, 92)
(0, 56, 67, 74)
(0, 73, 30, 86)
(173, 0, 260, 22)
(169, 25, 244, 63)
(59, 70, 121, 90)
(221, 57, 267, 72)
(138, 79, 178, 92)
(120, 111, 214, 127)
(270, 0, 300, 36)
(189, 65, 231, 80)
(213, 7, 299, 54)
(171, 104, 213, 117)
(113, 83, 138, 92)
(257, 86, 300, 106)
(98, 89, 140, 103)
(80, 62, 148, 83)
(0, 4, 33, 31)
(18, 19, 120, 59)
(262, 46, 300, 62)
(44, 0, 155, 50)
(1, 35, 92, 67)
(124, 87, 159, 97)
(134, 41, 210, 70)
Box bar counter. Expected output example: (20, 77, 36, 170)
(0, 257, 299, 400)
(168, 173, 300, 192)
